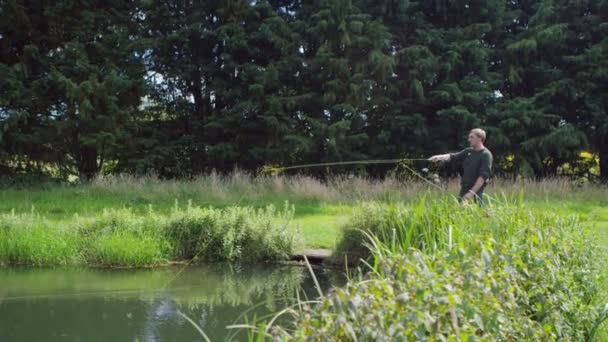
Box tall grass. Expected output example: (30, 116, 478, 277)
(86, 172, 608, 202)
(90, 232, 167, 267)
(332, 193, 568, 263)
(3, 172, 607, 221)
(88, 172, 608, 203)
(0, 212, 80, 265)
(0, 203, 299, 267)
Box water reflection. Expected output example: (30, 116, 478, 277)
(0, 264, 340, 341)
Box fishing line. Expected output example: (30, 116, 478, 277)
(262, 157, 446, 191)
(261, 158, 431, 175)
(162, 239, 214, 289)
(398, 161, 445, 191)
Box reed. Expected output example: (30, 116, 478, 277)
(251, 198, 608, 341)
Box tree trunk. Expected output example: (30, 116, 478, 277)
(600, 137, 608, 183)
(191, 69, 205, 118)
(78, 145, 98, 182)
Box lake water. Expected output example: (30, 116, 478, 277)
(0, 264, 342, 341)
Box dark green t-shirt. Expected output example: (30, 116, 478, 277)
(450, 147, 493, 191)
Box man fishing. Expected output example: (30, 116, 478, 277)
(428, 128, 493, 204)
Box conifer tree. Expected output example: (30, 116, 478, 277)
(287, 0, 394, 171)
(0, 0, 144, 180)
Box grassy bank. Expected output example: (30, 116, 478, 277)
(0, 203, 297, 266)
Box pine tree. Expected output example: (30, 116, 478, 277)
(204, 1, 302, 170)
(1, 0, 606, 180)
(285, 0, 394, 174)
(355, 0, 503, 166)
(140, 0, 302, 174)
(487, 0, 589, 177)
(548, 0, 608, 181)
(0, 0, 145, 180)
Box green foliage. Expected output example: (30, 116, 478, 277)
(272, 199, 608, 341)
(290, 236, 605, 340)
(163, 202, 298, 261)
(0, 173, 66, 189)
(0, 213, 79, 266)
(332, 201, 389, 262)
(333, 195, 568, 262)
(90, 232, 166, 267)
(0, 203, 299, 267)
(1, 0, 607, 180)
(2, 173, 608, 251)
(0, 0, 145, 180)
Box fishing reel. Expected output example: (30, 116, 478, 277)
(420, 167, 441, 184)
(391, 159, 446, 188)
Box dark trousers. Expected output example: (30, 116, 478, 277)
(458, 188, 484, 205)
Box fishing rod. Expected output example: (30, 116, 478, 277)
(261, 157, 445, 190)
(261, 158, 430, 174)
(158, 158, 448, 301)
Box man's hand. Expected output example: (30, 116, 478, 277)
(462, 191, 475, 202)
(428, 154, 450, 162)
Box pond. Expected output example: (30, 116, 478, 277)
(0, 264, 343, 341)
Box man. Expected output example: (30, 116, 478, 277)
(428, 128, 493, 203)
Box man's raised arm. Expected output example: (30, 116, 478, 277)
(429, 148, 469, 163)
(428, 154, 450, 162)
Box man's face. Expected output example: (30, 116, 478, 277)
(468, 132, 482, 147)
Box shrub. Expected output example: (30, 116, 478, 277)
(0, 173, 65, 189)
(73, 207, 170, 266)
(163, 202, 298, 261)
(282, 238, 605, 340)
(332, 202, 389, 262)
(73, 207, 162, 238)
(333, 198, 477, 263)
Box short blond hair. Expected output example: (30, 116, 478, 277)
(470, 128, 486, 142)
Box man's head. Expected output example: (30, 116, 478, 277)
(468, 128, 486, 149)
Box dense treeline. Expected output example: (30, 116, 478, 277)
(0, 0, 606, 181)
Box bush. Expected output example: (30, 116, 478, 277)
(73, 207, 170, 266)
(163, 202, 298, 261)
(271, 201, 607, 341)
(332, 202, 388, 262)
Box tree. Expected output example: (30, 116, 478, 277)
(285, 0, 394, 174)
(487, 0, 589, 177)
(548, 0, 608, 181)
(0, 0, 145, 180)
(138, 0, 301, 175)
(1, 0, 606, 181)
(356, 0, 504, 165)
